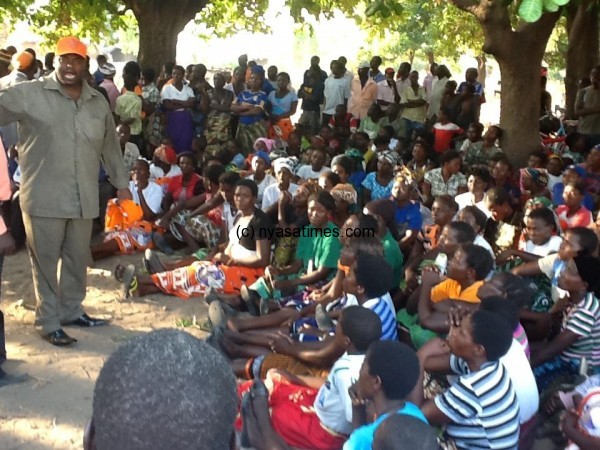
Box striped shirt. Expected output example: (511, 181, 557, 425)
(362, 297, 398, 341)
(435, 356, 520, 449)
(561, 293, 600, 368)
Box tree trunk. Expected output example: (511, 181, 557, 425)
(565, 0, 599, 118)
(476, 54, 487, 88)
(408, 50, 415, 66)
(452, 0, 559, 167)
(126, 0, 206, 73)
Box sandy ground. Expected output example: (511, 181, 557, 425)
(0, 248, 211, 450)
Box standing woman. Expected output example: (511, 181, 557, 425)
(205, 72, 234, 155)
(267, 72, 298, 142)
(161, 65, 195, 154)
(427, 65, 451, 123)
(231, 73, 268, 154)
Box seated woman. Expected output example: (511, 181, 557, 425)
(520, 167, 551, 206)
(454, 166, 491, 215)
(246, 151, 276, 208)
(91, 159, 163, 260)
(267, 72, 298, 143)
(532, 255, 600, 393)
(245, 191, 342, 306)
(116, 179, 272, 299)
(155, 152, 203, 226)
(361, 151, 399, 203)
(329, 183, 357, 228)
(422, 149, 467, 208)
(483, 187, 523, 258)
(149, 143, 182, 187)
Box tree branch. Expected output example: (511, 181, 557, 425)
(449, 0, 481, 16)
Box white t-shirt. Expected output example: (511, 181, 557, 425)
(474, 235, 495, 259)
(247, 173, 277, 208)
(522, 235, 562, 256)
(501, 339, 539, 424)
(295, 165, 331, 181)
(160, 83, 194, 104)
(454, 192, 492, 218)
(323, 77, 352, 115)
(314, 352, 365, 435)
(128, 180, 164, 214)
(261, 183, 299, 210)
(149, 164, 182, 182)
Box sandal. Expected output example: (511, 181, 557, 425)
(240, 285, 260, 317)
(142, 249, 166, 274)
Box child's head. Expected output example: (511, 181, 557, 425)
(318, 171, 341, 192)
(477, 272, 535, 309)
(525, 207, 556, 246)
(116, 124, 131, 147)
(411, 140, 429, 163)
(563, 164, 586, 185)
(431, 195, 459, 227)
(343, 252, 394, 300)
(202, 164, 225, 192)
(483, 125, 502, 143)
(377, 151, 399, 176)
(448, 309, 513, 362)
(467, 167, 491, 194)
(528, 150, 547, 169)
(437, 107, 451, 124)
(467, 122, 484, 143)
(373, 414, 439, 450)
(307, 191, 336, 228)
(440, 149, 462, 175)
(558, 256, 600, 298)
(336, 306, 382, 352)
(559, 227, 599, 260)
(368, 103, 383, 120)
(364, 199, 399, 239)
(391, 175, 412, 203)
(484, 187, 512, 222)
(563, 180, 587, 209)
(457, 206, 488, 235)
(546, 155, 563, 177)
(218, 172, 241, 203)
(491, 156, 512, 183)
(310, 147, 327, 171)
(357, 341, 419, 403)
(332, 156, 353, 183)
(123, 72, 138, 92)
(447, 243, 494, 283)
(438, 221, 476, 256)
(335, 104, 348, 119)
(480, 296, 520, 331)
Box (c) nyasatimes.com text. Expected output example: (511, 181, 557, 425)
(235, 226, 376, 241)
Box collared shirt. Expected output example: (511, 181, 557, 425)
(0, 70, 29, 90)
(423, 167, 467, 197)
(348, 77, 377, 120)
(100, 78, 120, 111)
(115, 91, 143, 135)
(376, 79, 398, 110)
(400, 85, 427, 123)
(142, 82, 160, 104)
(0, 73, 129, 218)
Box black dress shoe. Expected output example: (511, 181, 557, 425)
(68, 313, 109, 327)
(43, 329, 77, 346)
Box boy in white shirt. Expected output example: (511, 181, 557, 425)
(237, 306, 383, 450)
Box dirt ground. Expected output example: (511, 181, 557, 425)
(0, 249, 211, 450)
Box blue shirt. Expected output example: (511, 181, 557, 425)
(362, 172, 394, 201)
(268, 90, 298, 116)
(393, 200, 423, 237)
(343, 402, 427, 450)
(363, 296, 398, 341)
(236, 90, 268, 125)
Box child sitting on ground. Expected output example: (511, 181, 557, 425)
(416, 309, 520, 449)
(296, 147, 331, 182)
(236, 305, 382, 450)
(345, 341, 426, 450)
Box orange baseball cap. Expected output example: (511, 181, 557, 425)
(56, 36, 87, 59)
(13, 51, 34, 70)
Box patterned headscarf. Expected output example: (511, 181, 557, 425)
(345, 148, 364, 161)
(330, 183, 357, 205)
(521, 168, 548, 187)
(377, 150, 400, 166)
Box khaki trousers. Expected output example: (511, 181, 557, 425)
(22, 214, 92, 334)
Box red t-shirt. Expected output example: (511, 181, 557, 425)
(433, 122, 463, 153)
(166, 173, 203, 201)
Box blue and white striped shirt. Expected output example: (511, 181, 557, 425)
(362, 296, 398, 341)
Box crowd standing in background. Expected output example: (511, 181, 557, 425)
(2, 37, 600, 449)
